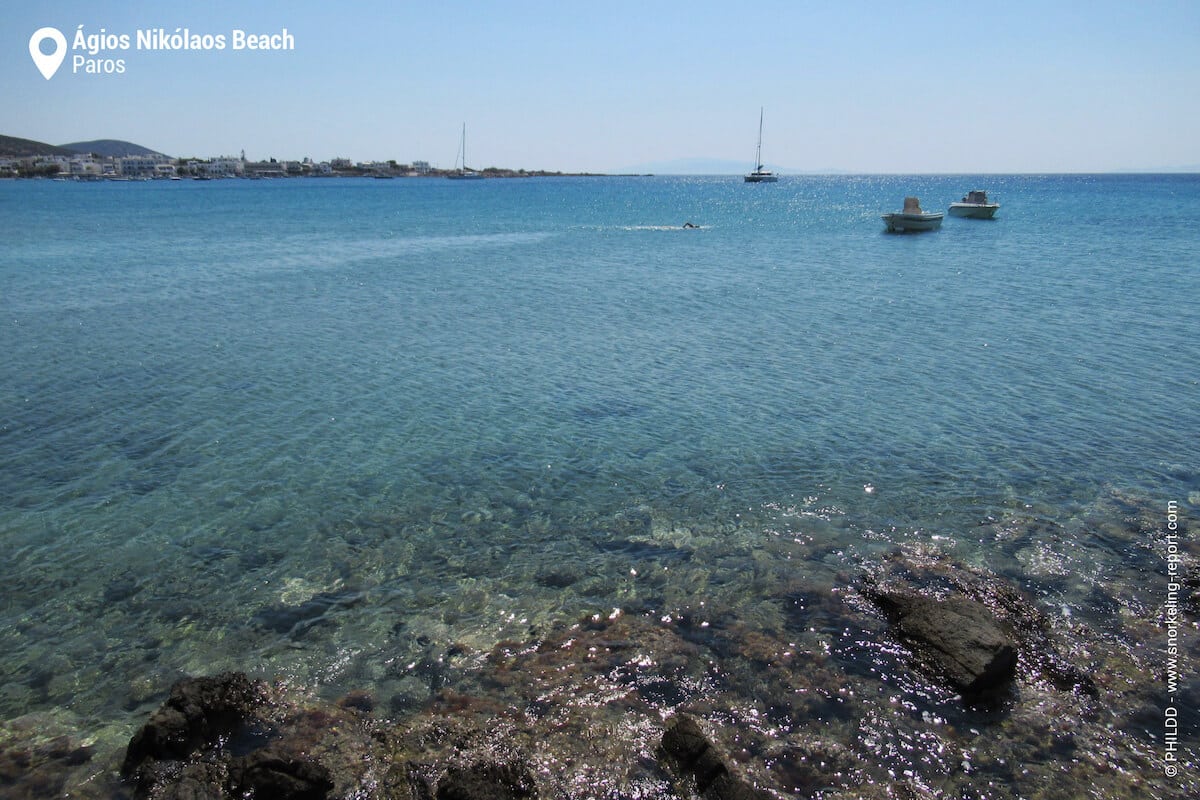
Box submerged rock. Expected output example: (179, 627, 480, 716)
(121, 672, 340, 800)
(661, 715, 770, 800)
(121, 672, 269, 778)
(865, 588, 1018, 697)
(436, 760, 537, 800)
(862, 558, 1099, 698)
(228, 744, 334, 800)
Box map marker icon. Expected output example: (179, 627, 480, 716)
(29, 27, 67, 80)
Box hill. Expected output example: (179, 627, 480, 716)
(0, 134, 75, 158)
(60, 139, 166, 158)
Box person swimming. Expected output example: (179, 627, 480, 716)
(683, 221, 699, 229)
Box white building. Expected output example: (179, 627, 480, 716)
(68, 155, 103, 177)
(119, 154, 171, 177)
(203, 156, 244, 177)
(32, 155, 71, 174)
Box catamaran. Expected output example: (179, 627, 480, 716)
(744, 108, 778, 183)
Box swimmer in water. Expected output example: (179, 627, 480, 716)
(683, 221, 699, 229)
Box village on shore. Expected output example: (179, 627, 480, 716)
(1, 149, 593, 180)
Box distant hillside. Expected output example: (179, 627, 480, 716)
(60, 139, 166, 158)
(0, 134, 75, 158)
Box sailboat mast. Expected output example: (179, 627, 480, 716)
(461, 123, 466, 171)
(755, 107, 764, 170)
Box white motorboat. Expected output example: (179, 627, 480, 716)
(744, 108, 778, 183)
(948, 189, 999, 219)
(882, 196, 944, 232)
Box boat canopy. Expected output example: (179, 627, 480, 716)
(902, 196, 923, 213)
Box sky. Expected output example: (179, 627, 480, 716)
(3, 0, 1198, 173)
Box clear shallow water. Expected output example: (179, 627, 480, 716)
(1, 175, 1198, 795)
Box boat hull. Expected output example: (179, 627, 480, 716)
(744, 173, 778, 183)
(882, 212, 944, 232)
(948, 203, 999, 219)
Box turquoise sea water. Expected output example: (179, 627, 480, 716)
(1, 174, 1198, 796)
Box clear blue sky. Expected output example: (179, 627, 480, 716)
(3, 1, 1198, 173)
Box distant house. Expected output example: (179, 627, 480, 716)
(204, 156, 244, 177)
(412, 160, 431, 175)
(119, 154, 171, 177)
(32, 155, 71, 174)
(68, 155, 103, 177)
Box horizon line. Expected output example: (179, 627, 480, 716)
(6, 136, 1198, 177)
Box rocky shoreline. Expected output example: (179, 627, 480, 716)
(4, 531, 1195, 799)
(112, 670, 774, 800)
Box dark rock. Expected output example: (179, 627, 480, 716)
(660, 716, 769, 800)
(121, 672, 268, 779)
(153, 762, 227, 800)
(866, 559, 1102, 697)
(336, 689, 376, 714)
(228, 744, 334, 800)
(661, 715, 726, 792)
(707, 772, 772, 800)
(119, 674, 340, 799)
(436, 760, 537, 800)
(867, 590, 1017, 696)
(967, 579, 1097, 696)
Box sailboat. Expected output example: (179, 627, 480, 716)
(744, 108, 778, 183)
(447, 123, 483, 180)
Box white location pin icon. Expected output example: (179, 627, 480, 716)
(29, 27, 67, 80)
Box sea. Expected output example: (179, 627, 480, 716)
(1, 174, 1197, 798)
